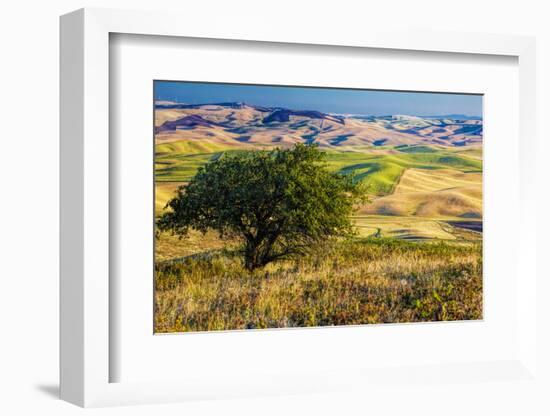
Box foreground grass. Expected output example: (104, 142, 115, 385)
(154, 238, 482, 332)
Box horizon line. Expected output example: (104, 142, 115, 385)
(154, 99, 483, 119)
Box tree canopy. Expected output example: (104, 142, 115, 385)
(157, 144, 366, 270)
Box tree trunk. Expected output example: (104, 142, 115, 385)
(244, 241, 262, 271)
(243, 233, 279, 271)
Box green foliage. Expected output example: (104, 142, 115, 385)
(157, 144, 366, 270)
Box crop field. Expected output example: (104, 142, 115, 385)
(155, 141, 482, 241)
(156, 143, 481, 191)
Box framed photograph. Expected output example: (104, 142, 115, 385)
(152, 81, 484, 334)
(60, 8, 539, 408)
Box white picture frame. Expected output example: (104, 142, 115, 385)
(60, 7, 539, 408)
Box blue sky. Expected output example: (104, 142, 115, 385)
(154, 81, 482, 117)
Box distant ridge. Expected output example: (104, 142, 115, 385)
(419, 114, 482, 121)
(154, 102, 483, 148)
(155, 114, 225, 133)
(155, 101, 271, 112)
(263, 109, 345, 125)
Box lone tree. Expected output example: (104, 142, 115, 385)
(157, 144, 365, 271)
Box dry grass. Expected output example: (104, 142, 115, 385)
(154, 239, 482, 332)
(155, 229, 238, 262)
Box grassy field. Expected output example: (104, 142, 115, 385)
(154, 139, 482, 332)
(155, 237, 482, 332)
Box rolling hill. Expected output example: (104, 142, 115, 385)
(154, 102, 483, 148)
(154, 101, 483, 240)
